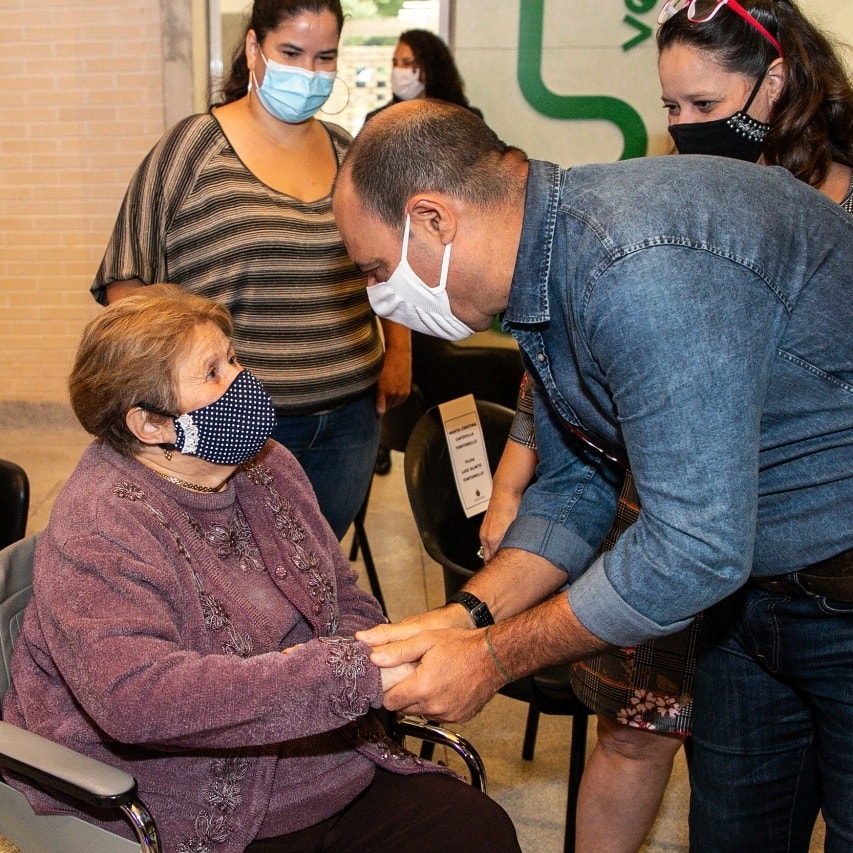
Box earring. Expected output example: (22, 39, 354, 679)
(162, 447, 173, 461)
(320, 75, 351, 116)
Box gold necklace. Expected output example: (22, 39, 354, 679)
(156, 472, 222, 494)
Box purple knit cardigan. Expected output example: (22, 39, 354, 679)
(2, 440, 440, 852)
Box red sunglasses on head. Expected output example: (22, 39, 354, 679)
(658, 0, 783, 57)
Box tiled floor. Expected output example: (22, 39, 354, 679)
(1, 427, 825, 852)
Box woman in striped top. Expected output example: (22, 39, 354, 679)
(91, 0, 411, 539)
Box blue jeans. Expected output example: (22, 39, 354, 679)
(689, 588, 853, 852)
(271, 392, 380, 540)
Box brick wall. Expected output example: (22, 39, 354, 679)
(0, 0, 167, 405)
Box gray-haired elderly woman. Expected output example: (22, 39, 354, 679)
(2, 285, 519, 853)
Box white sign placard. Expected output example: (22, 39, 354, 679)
(438, 394, 493, 518)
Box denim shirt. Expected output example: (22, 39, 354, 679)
(499, 157, 853, 646)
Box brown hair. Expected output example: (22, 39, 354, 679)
(657, 0, 853, 188)
(69, 284, 233, 456)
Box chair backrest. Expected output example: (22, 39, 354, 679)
(411, 332, 524, 412)
(0, 459, 30, 551)
(404, 401, 514, 596)
(379, 384, 426, 453)
(0, 534, 38, 704)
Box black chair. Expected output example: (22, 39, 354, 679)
(0, 459, 29, 551)
(350, 330, 524, 611)
(0, 536, 486, 852)
(404, 401, 591, 853)
(410, 331, 524, 411)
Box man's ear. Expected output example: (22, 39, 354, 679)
(125, 407, 176, 448)
(765, 58, 786, 112)
(408, 195, 458, 245)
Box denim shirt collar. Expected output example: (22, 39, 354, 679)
(503, 159, 563, 326)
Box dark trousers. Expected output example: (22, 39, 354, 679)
(246, 768, 521, 852)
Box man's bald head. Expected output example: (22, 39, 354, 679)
(338, 100, 528, 229)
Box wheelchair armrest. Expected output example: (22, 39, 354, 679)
(393, 716, 487, 793)
(0, 720, 137, 810)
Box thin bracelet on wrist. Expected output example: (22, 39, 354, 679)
(484, 627, 512, 684)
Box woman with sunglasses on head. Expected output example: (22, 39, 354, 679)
(658, 0, 853, 205)
(656, 2, 853, 850)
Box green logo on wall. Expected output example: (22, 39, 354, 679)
(517, 0, 652, 159)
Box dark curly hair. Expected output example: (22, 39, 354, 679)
(657, 0, 853, 189)
(399, 29, 471, 108)
(214, 0, 344, 106)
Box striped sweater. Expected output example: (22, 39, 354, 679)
(92, 114, 383, 414)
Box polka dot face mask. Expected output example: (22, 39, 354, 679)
(171, 369, 277, 466)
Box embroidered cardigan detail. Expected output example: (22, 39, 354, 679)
(3, 440, 438, 853)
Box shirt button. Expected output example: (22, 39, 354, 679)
(537, 353, 546, 363)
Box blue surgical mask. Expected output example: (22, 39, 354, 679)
(251, 52, 335, 124)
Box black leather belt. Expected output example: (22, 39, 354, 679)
(748, 548, 853, 601)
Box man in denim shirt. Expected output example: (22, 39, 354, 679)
(334, 101, 853, 849)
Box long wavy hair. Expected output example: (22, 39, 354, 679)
(399, 29, 471, 108)
(215, 0, 344, 106)
(657, 0, 853, 188)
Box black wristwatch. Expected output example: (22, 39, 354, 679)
(446, 591, 495, 628)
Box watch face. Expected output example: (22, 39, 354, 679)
(471, 602, 487, 620)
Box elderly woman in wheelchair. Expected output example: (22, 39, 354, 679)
(1, 285, 519, 853)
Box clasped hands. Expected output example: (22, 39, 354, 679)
(359, 605, 506, 723)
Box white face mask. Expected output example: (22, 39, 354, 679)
(391, 66, 426, 101)
(367, 215, 475, 341)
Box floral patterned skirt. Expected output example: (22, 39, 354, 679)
(569, 471, 699, 736)
(569, 620, 699, 735)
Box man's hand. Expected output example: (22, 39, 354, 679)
(361, 593, 608, 722)
(372, 628, 506, 722)
(357, 606, 501, 721)
(356, 603, 472, 650)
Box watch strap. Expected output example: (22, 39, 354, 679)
(446, 591, 495, 628)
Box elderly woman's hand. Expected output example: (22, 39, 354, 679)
(379, 660, 417, 694)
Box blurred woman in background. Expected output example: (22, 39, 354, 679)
(363, 29, 482, 127)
